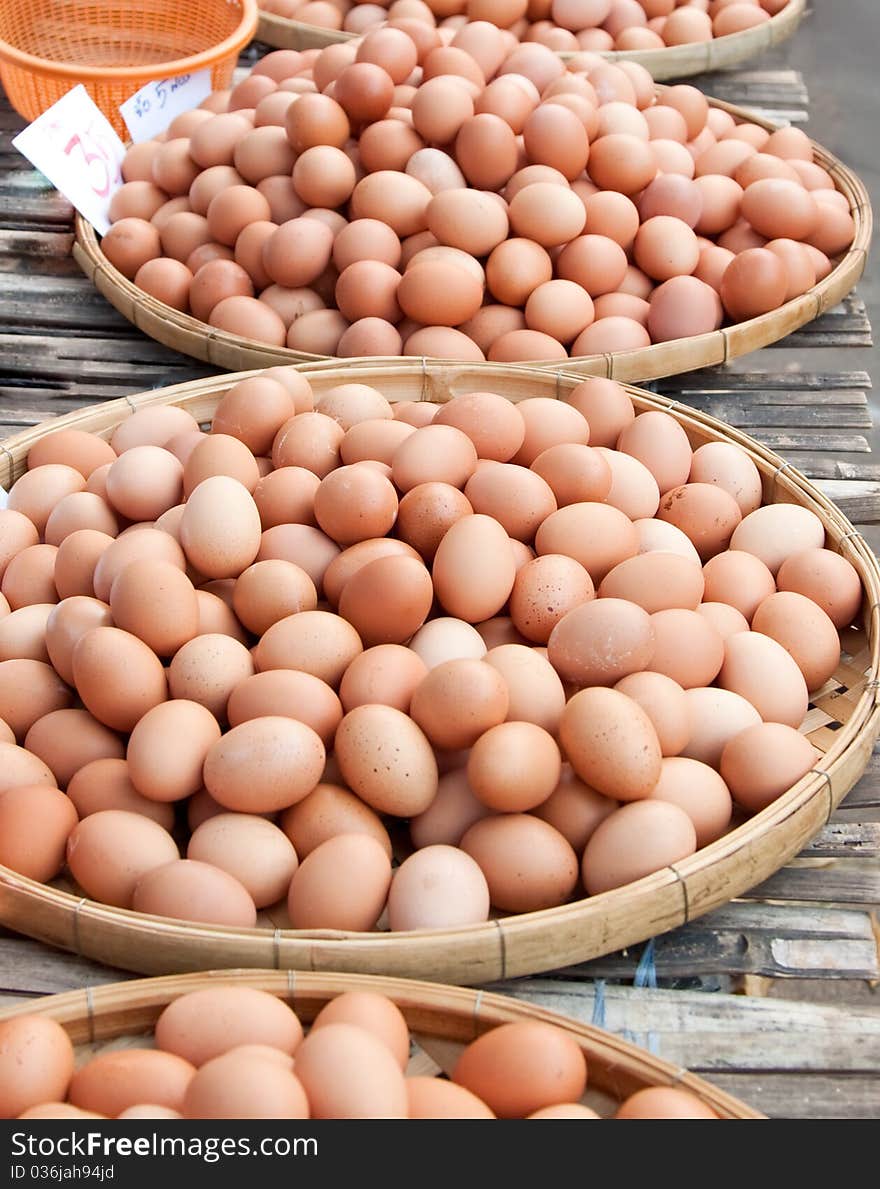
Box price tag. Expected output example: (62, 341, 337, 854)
(119, 69, 212, 143)
(12, 85, 125, 234)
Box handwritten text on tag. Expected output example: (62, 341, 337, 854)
(12, 85, 125, 234)
(120, 69, 212, 143)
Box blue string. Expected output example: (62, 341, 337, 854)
(634, 938, 658, 989)
(590, 979, 606, 1030)
(633, 939, 661, 1055)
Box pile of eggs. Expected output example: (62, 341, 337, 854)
(101, 24, 854, 361)
(0, 371, 863, 934)
(261, 0, 790, 52)
(0, 985, 723, 1118)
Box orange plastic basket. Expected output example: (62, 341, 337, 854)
(0, 0, 259, 136)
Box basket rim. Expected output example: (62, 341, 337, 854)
(0, 969, 766, 1118)
(255, 0, 806, 80)
(0, 0, 259, 83)
(71, 86, 873, 385)
(1, 361, 878, 984)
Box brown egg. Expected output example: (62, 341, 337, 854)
(614, 671, 690, 757)
(287, 833, 392, 931)
(455, 113, 519, 191)
(41, 597, 110, 688)
(718, 630, 809, 728)
(648, 607, 725, 689)
(127, 700, 221, 803)
(751, 590, 841, 691)
(530, 444, 612, 510)
(335, 703, 437, 815)
(460, 813, 578, 912)
(0, 784, 78, 881)
(167, 632, 254, 718)
(2, 543, 59, 608)
(350, 170, 433, 236)
(431, 514, 516, 623)
(255, 610, 362, 687)
(253, 468, 320, 531)
(702, 549, 776, 619)
(582, 799, 697, 894)
(776, 548, 862, 630)
(729, 504, 826, 575)
(506, 554, 594, 645)
(187, 814, 297, 908)
(108, 559, 198, 657)
(453, 1020, 587, 1119)
(548, 598, 654, 689)
(28, 430, 116, 479)
(71, 626, 167, 731)
(599, 553, 704, 613)
(339, 555, 434, 647)
(588, 133, 657, 195)
(101, 218, 162, 279)
(69, 1049, 195, 1117)
(0, 1015, 76, 1117)
(485, 238, 552, 306)
(0, 602, 53, 662)
(337, 644, 427, 714)
(66, 809, 179, 907)
(388, 844, 490, 931)
(292, 1022, 407, 1117)
(66, 758, 175, 829)
(688, 441, 763, 516)
(313, 465, 398, 546)
(615, 1086, 719, 1119)
(536, 503, 638, 584)
(189, 260, 254, 322)
(155, 986, 303, 1067)
(53, 530, 115, 600)
(182, 1051, 308, 1119)
(657, 482, 742, 560)
(721, 722, 818, 813)
(281, 782, 392, 859)
(480, 644, 564, 735)
(720, 247, 788, 321)
(408, 618, 488, 672)
(467, 721, 561, 811)
(231, 560, 316, 635)
(680, 686, 762, 769)
(408, 653, 509, 749)
(560, 685, 662, 802)
(647, 756, 732, 847)
(133, 859, 257, 926)
(0, 656, 72, 739)
(180, 476, 262, 580)
(563, 378, 635, 448)
(557, 234, 628, 298)
(204, 716, 324, 813)
(273, 412, 345, 477)
(407, 1078, 495, 1119)
(24, 707, 123, 786)
(532, 762, 617, 851)
(322, 540, 417, 609)
(8, 464, 85, 535)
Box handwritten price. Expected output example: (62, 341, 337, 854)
(44, 119, 122, 199)
(120, 69, 210, 142)
(11, 85, 126, 234)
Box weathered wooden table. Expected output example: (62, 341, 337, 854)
(1, 62, 878, 1120)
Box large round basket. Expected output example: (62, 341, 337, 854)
(255, 0, 806, 82)
(0, 968, 764, 1118)
(0, 361, 878, 984)
(72, 89, 871, 385)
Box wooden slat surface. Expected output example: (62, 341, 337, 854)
(0, 63, 878, 1123)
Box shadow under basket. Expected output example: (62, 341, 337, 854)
(255, 0, 806, 83)
(0, 361, 878, 984)
(72, 85, 872, 384)
(0, 968, 766, 1118)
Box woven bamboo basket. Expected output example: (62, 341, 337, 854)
(0, 361, 878, 984)
(255, 0, 806, 82)
(72, 89, 872, 385)
(0, 969, 764, 1118)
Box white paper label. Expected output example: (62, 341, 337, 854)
(12, 85, 125, 234)
(119, 69, 212, 143)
